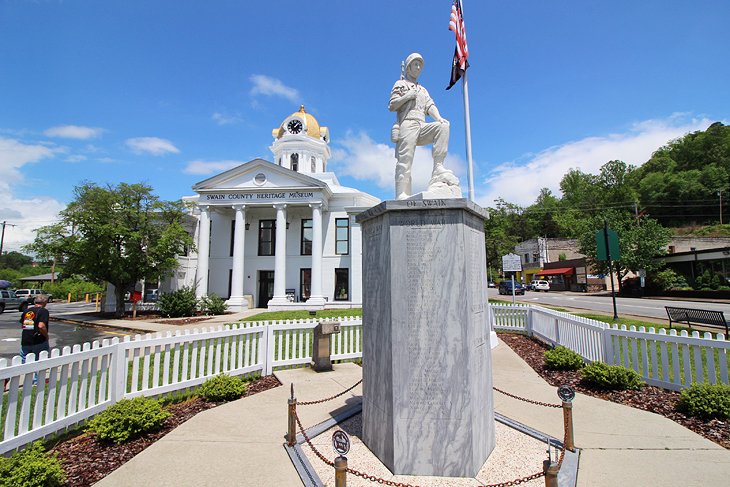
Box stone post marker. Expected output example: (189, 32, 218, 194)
(357, 198, 495, 477)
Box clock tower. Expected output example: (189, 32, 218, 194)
(270, 105, 331, 174)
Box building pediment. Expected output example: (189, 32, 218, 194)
(192, 158, 330, 192)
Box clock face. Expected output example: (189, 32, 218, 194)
(287, 119, 303, 134)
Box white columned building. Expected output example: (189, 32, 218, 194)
(170, 106, 380, 311)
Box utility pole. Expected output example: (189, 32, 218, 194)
(0, 221, 17, 257)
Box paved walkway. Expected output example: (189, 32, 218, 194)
(88, 340, 729, 486)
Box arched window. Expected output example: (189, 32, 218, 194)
(311, 156, 316, 173)
(291, 153, 299, 172)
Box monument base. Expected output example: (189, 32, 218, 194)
(357, 199, 495, 477)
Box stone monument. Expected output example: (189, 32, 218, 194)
(358, 199, 495, 477)
(389, 52, 461, 200)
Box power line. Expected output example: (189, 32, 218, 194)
(0, 221, 18, 256)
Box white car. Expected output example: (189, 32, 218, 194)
(532, 280, 550, 292)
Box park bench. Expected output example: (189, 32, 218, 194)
(665, 306, 729, 334)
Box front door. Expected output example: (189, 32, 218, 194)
(258, 270, 275, 308)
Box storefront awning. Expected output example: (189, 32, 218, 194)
(537, 267, 574, 276)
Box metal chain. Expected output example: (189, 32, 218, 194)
(493, 387, 562, 408)
(298, 379, 363, 406)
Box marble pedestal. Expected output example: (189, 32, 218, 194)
(356, 199, 495, 477)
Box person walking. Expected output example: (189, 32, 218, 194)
(19, 293, 50, 362)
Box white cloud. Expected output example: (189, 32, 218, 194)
(329, 131, 465, 196)
(125, 137, 180, 156)
(44, 125, 104, 139)
(0, 137, 65, 251)
(65, 154, 87, 163)
(476, 115, 717, 208)
(249, 75, 299, 102)
(212, 112, 242, 126)
(183, 159, 245, 175)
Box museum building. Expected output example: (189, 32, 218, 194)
(169, 106, 380, 310)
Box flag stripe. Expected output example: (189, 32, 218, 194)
(449, 1, 469, 70)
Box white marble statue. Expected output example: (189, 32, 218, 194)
(389, 52, 461, 200)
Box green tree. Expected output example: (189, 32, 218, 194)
(574, 210, 671, 292)
(0, 251, 33, 270)
(25, 182, 193, 317)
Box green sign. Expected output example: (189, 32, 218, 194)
(595, 228, 620, 261)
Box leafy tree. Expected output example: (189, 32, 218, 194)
(0, 251, 32, 270)
(25, 182, 193, 317)
(574, 209, 671, 292)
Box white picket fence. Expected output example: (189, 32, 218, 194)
(491, 304, 730, 391)
(0, 316, 362, 454)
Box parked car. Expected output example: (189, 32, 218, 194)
(15, 289, 53, 303)
(0, 289, 24, 313)
(487, 280, 496, 288)
(531, 280, 550, 292)
(498, 280, 525, 295)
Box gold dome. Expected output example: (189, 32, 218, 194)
(272, 105, 328, 141)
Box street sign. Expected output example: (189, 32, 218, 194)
(502, 253, 522, 272)
(595, 229, 620, 261)
(332, 430, 350, 456)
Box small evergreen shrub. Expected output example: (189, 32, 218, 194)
(0, 442, 66, 487)
(158, 286, 198, 317)
(580, 361, 644, 390)
(199, 293, 228, 315)
(544, 346, 585, 370)
(678, 383, 730, 421)
(199, 374, 247, 402)
(87, 397, 171, 444)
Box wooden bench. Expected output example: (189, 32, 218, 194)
(665, 306, 729, 334)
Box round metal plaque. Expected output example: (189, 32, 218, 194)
(254, 173, 267, 185)
(332, 430, 350, 456)
(557, 384, 575, 403)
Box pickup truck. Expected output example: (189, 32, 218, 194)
(15, 289, 53, 303)
(0, 289, 24, 313)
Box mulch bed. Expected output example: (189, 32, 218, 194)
(498, 333, 730, 449)
(48, 375, 281, 487)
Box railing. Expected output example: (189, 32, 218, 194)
(492, 303, 730, 391)
(0, 317, 363, 454)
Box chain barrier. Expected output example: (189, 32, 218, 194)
(293, 381, 570, 486)
(298, 379, 363, 406)
(493, 387, 562, 409)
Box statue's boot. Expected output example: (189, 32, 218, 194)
(395, 175, 410, 200)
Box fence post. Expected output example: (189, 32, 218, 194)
(526, 305, 534, 336)
(543, 458, 559, 487)
(554, 318, 561, 345)
(334, 456, 348, 487)
(110, 338, 128, 402)
(261, 324, 275, 376)
(602, 325, 615, 365)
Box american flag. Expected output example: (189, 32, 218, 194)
(447, 0, 469, 90)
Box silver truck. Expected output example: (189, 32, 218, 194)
(0, 289, 24, 313)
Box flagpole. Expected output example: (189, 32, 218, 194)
(462, 70, 475, 201)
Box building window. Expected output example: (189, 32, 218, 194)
(300, 268, 311, 300)
(230, 219, 235, 257)
(334, 268, 349, 301)
(227, 269, 232, 298)
(311, 156, 316, 172)
(668, 245, 676, 254)
(301, 219, 312, 255)
(335, 218, 349, 255)
(291, 153, 299, 172)
(524, 253, 530, 263)
(258, 220, 276, 256)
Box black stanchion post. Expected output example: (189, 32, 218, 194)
(287, 383, 297, 447)
(334, 456, 347, 487)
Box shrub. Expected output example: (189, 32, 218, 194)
(544, 346, 585, 370)
(87, 397, 170, 444)
(0, 442, 66, 487)
(580, 361, 644, 390)
(678, 383, 730, 421)
(199, 374, 247, 402)
(199, 293, 228, 315)
(43, 277, 104, 302)
(158, 286, 198, 317)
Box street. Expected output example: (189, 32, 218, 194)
(0, 302, 131, 362)
(488, 287, 730, 322)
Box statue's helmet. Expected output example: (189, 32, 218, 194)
(404, 52, 424, 74)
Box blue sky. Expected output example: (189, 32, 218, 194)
(1, 1, 728, 251)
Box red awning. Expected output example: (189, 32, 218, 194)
(537, 267, 574, 276)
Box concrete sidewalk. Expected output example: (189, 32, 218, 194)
(93, 343, 729, 487)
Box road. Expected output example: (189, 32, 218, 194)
(487, 288, 730, 322)
(0, 302, 131, 362)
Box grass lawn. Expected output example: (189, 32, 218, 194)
(241, 308, 361, 322)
